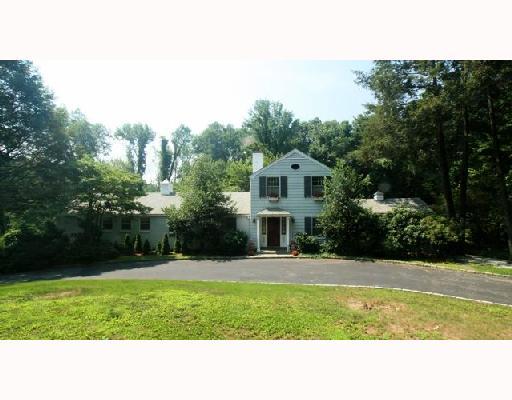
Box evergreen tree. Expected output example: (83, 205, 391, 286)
(133, 233, 142, 253)
(123, 234, 132, 255)
(142, 239, 151, 255)
(161, 233, 171, 255)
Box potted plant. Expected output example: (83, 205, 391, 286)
(290, 240, 299, 256)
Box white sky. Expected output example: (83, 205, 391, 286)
(34, 60, 374, 182)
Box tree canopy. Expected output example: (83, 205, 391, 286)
(115, 123, 155, 176)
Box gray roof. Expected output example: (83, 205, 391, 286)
(256, 208, 292, 217)
(137, 192, 250, 215)
(361, 198, 429, 214)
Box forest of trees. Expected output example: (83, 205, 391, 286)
(1, 60, 512, 267)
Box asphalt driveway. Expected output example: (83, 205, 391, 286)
(2, 258, 512, 305)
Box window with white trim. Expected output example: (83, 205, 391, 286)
(121, 216, 131, 231)
(140, 216, 151, 231)
(312, 176, 325, 197)
(266, 177, 280, 197)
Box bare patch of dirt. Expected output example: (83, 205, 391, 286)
(39, 289, 82, 300)
(344, 298, 407, 314)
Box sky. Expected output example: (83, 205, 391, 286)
(34, 60, 375, 182)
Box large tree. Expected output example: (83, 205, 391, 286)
(468, 61, 512, 260)
(354, 60, 512, 258)
(0, 61, 76, 233)
(66, 109, 110, 159)
(193, 122, 246, 161)
(299, 118, 357, 167)
(158, 137, 172, 182)
(115, 123, 155, 176)
(69, 157, 148, 242)
(164, 156, 235, 254)
(167, 124, 192, 183)
(243, 100, 299, 155)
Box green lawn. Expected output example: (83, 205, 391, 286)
(299, 253, 512, 277)
(0, 280, 510, 339)
(395, 260, 512, 277)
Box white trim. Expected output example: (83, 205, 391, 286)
(256, 217, 261, 252)
(120, 216, 132, 232)
(286, 216, 290, 251)
(139, 216, 151, 232)
(250, 149, 331, 178)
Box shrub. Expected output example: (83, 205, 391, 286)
(161, 233, 171, 255)
(0, 222, 70, 273)
(319, 160, 384, 256)
(142, 239, 151, 255)
(174, 238, 182, 253)
(133, 233, 142, 254)
(418, 215, 461, 258)
(295, 233, 320, 254)
(156, 241, 162, 255)
(221, 230, 248, 256)
(320, 205, 384, 256)
(123, 234, 133, 255)
(66, 239, 119, 264)
(384, 207, 461, 258)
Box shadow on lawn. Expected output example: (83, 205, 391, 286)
(0, 257, 238, 284)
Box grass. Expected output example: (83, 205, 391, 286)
(402, 260, 512, 277)
(0, 280, 510, 339)
(299, 253, 512, 277)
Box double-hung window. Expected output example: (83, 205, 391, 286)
(266, 177, 280, 198)
(102, 216, 113, 231)
(305, 216, 322, 236)
(121, 216, 131, 231)
(140, 216, 151, 231)
(311, 176, 325, 197)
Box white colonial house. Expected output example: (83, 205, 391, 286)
(57, 149, 428, 252)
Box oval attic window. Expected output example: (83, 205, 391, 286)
(291, 163, 300, 170)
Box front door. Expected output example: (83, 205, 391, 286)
(267, 217, 280, 247)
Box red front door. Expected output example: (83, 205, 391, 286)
(267, 217, 280, 247)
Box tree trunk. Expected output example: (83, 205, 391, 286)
(487, 93, 512, 261)
(436, 119, 456, 219)
(432, 67, 456, 219)
(458, 104, 470, 248)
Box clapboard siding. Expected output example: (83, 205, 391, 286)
(58, 214, 251, 251)
(249, 150, 331, 245)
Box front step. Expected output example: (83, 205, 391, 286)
(260, 248, 288, 255)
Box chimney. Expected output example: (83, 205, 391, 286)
(160, 180, 173, 196)
(252, 152, 264, 173)
(374, 191, 384, 201)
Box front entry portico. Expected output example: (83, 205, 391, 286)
(255, 208, 291, 252)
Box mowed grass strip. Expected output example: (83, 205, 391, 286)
(0, 280, 510, 339)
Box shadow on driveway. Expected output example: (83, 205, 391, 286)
(0, 258, 237, 284)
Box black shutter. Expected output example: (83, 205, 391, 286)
(304, 176, 311, 198)
(280, 176, 287, 198)
(305, 217, 312, 235)
(259, 176, 266, 198)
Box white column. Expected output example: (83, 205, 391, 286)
(286, 216, 290, 251)
(256, 217, 261, 252)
